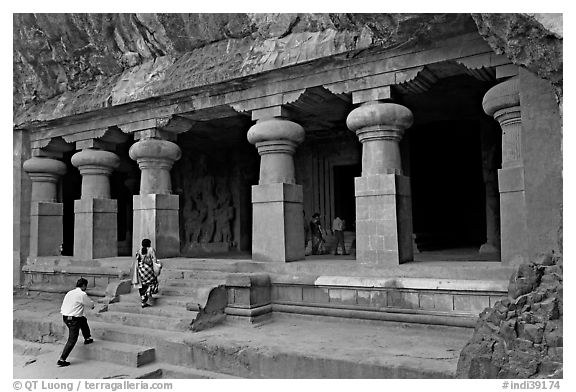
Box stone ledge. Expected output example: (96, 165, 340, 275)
(226, 273, 271, 288)
(22, 264, 129, 277)
(313, 276, 509, 292)
(272, 303, 476, 328)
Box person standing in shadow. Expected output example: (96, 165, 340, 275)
(332, 214, 348, 255)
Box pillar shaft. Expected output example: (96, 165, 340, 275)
(347, 101, 414, 265)
(129, 137, 182, 258)
(479, 123, 501, 254)
(483, 77, 528, 264)
(23, 157, 67, 258)
(247, 117, 305, 262)
(256, 140, 298, 184)
(71, 149, 120, 260)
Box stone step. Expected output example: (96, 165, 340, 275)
(106, 302, 197, 319)
(159, 285, 215, 298)
(70, 339, 155, 368)
(95, 310, 196, 331)
(16, 312, 464, 378)
(20, 283, 106, 297)
(158, 259, 241, 272)
(158, 363, 243, 379)
(119, 292, 196, 308)
(160, 269, 231, 281)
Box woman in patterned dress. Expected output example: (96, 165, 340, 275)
(132, 238, 159, 308)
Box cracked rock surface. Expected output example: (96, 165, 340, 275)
(456, 254, 563, 379)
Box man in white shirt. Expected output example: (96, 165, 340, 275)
(332, 215, 348, 255)
(57, 278, 95, 367)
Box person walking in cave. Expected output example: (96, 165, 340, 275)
(310, 213, 326, 255)
(57, 277, 94, 367)
(132, 239, 161, 308)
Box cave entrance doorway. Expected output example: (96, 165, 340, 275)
(409, 120, 487, 254)
(333, 164, 361, 232)
(403, 73, 502, 262)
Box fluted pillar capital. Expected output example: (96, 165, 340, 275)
(483, 77, 520, 117)
(347, 101, 414, 140)
(129, 138, 181, 195)
(247, 118, 305, 185)
(71, 149, 120, 176)
(23, 157, 67, 202)
(347, 101, 413, 176)
(483, 78, 522, 168)
(71, 149, 120, 199)
(129, 138, 182, 163)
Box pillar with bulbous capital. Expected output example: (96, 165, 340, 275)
(23, 157, 67, 258)
(71, 149, 120, 260)
(129, 138, 181, 258)
(247, 117, 305, 262)
(483, 77, 528, 264)
(347, 101, 414, 265)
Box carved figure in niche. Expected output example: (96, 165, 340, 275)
(199, 174, 216, 243)
(213, 177, 236, 244)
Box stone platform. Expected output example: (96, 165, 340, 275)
(20, 253, 513, 328)
(15, 253, 513, 378)
(14, 292, 472, 379)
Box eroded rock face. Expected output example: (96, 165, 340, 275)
(13, 13, 475, 118)
(13, 13, 563, 124)
(457, 253, 563, 379)
(472, 13, 563, 105)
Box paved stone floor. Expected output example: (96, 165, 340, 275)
(13, 293, 473, 379)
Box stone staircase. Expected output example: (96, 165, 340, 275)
(15, 259, 242, 378)
(15, 257, 512, 378)
(98, 259, 232, 333)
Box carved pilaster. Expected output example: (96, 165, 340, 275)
(483, 77, 528, 264)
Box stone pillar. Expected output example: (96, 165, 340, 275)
(483, 77, 528, 264)
(23, 157, 67, 258)
(479, 122, 501, 255)
(247, 117, 305, 262)
(129, 138, 181, 258)
(71, 149, 120, 260)
(347, 101, 414, 265)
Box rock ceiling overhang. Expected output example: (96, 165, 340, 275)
(13, 13, 562, 135)
(13, 13, 480, 127)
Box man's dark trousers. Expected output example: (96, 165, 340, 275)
(334, 230, 346, 254)
(60, 316, 91, 360)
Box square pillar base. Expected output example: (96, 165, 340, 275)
(74, 198, 118, 260)
(251, 183, 304, 262)
(30, 202, 63, 258)
(498, 166, 529, 265)
(355, 174, 413, 265)
(133, 194, 180, 258)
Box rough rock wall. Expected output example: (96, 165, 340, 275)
(13, 13, 476, 119)
(457, 254, 563, 378)
(472, 13, 563, 106)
